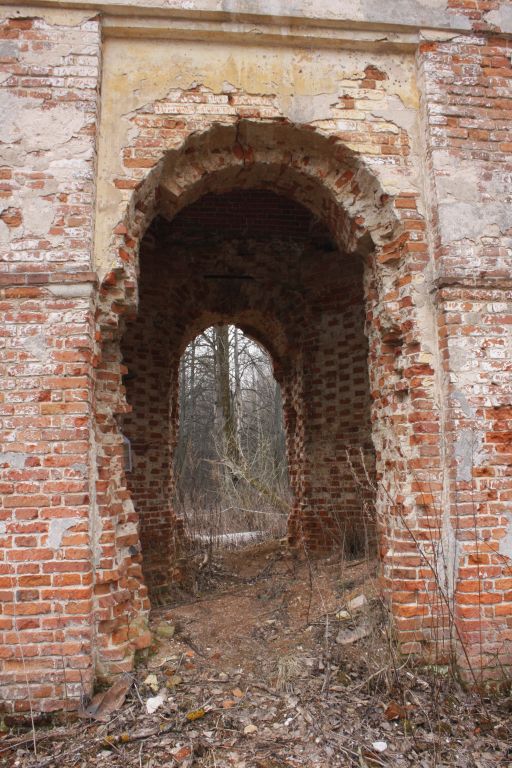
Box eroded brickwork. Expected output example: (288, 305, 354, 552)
(1, 0, 511, 713)
(95, 105, 439, 673)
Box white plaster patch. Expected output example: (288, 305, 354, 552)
(435, 155, 481, 203)
(0, 452, 27, 469)
(370, 94, 417, 135)
(0, 219, 9, 244)
(452, 391, 474, 418)
(20, 46, 66, 70)
(33, 107, 89, 152)
(437, 202, 511, 243)
(0, 92, 87, 152)
(448, 345, 472, 374)
(47, 518, 80, 550)
(36, 9, 97, 27)
(24, 334, 49, 363)
(419, 29, 460, 41)
(71, 463, 88, 475)
(454, 429, 484, 482)
(499, 512, 512, 561)
(0, 5, 94, 26)
(0, 91, 31, 145)
(47, 282, 95, 299)
(21, 196, 55, 238)
(283, 91, 339, 124)
(410, 277, 438, 372)
(369, 94, 423, 205)
(0, 522, 7, 535)
(0, 146, 27, 170)
(0, 41, 16, 58)
(485, 5, 512, 34)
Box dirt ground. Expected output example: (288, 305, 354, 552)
(1, 541, 511, 767)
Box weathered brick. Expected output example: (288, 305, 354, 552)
(1, 0, 511, 716)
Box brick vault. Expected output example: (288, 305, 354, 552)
(0, 0, 511, 713)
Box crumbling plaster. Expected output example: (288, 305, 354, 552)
(0, 92, 92, 238)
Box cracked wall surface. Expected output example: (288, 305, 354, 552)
(0, 0, 511, 713)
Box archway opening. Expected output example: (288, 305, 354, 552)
(119, 187, 376, 601)
(175, 323, 290, 547)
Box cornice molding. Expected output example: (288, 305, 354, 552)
(100, 14, 459, 49)
(1, 0, 476, 49)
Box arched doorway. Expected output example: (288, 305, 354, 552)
(118, 187, 376, 598)
(93, 119, 439, 679)
(174, 324, 290, 547)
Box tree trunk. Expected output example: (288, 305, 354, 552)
(232, 326, 243, 461)
(214, 325, 238, 488)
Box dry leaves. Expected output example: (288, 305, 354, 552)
(78, 673, 133, 723)
(4, 543, 511, 768)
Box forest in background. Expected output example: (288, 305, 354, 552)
(174, 325, 290, 542)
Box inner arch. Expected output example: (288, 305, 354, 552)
(158, 122, 398, 252)
(175, 323, 290, 545)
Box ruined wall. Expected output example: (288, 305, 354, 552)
(120, 247, 182, 597)
(94, 41, 420, 276)
(91, 52, 430, 675)
(0, 0, 511, 713)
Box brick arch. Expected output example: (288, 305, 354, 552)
(172, 312, 303, 560)
(176, 309, 296, 380)
(93, 115, 439, 681)
(157, 121, 400, 252)
(101, 117, 406, 297)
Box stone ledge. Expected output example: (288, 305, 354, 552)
(100, 15, 455, 48)
(1, 0, 474, 36)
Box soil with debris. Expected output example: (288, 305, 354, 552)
(2, 541, 511, 767)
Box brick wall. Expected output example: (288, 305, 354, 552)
(418, 28, 512, 678)
(0, 13, 102, 712)
(1, 0, 511, 713)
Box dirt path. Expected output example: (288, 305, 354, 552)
(2, 542, 511, 767)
